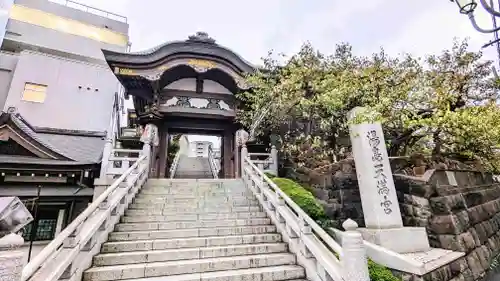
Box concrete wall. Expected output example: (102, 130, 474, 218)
(0, 51, 17, 109)
(14, 0, 128, 34)
(5, 20, 125, 60)
(3, 50, 119, 132)
(0, 0, 14, 45)
(189, 141, 212, 158)
(4, 0, 128, 60)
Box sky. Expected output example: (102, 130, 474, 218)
(78, 0, 500, 62)
(77, 0, 500, 145)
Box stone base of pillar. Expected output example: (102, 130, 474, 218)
(0, 234, 25, 281)
(93, 177, 115, 201)
(0, 250, 24, 281)
(358, 226, 430, 253)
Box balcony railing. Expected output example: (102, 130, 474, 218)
(49, 0, 128, 23)
(120, 127, 141, 138)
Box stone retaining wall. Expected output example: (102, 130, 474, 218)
(293, 163, 500, 281)
(393, 170, 500, 281)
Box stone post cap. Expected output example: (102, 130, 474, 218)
(347, 106, 368, 120)
(0, 233, 24, 250)
(342, 218, 358, 231)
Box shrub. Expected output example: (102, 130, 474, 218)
(270, 177, 327, 221)
(368, 260, 401, 281)
(264, 172, 276, 179)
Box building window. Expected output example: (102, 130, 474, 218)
(22, 83, 47, 103)
(22, 205, 60, 241)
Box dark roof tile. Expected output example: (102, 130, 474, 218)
(4, 111, 106, 164)
(0, 155, 94, 165)
(36, 133, 105, 163)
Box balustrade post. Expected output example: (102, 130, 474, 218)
(270, 145, 278, 176)
(241, 145, 248, 179)
(99, 137, 113, 178)
(341, 219, 370, 281)
(0, 234, 25, 281)
(93, 177, 114, 202)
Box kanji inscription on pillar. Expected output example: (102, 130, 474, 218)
(349, 108, 403, 229)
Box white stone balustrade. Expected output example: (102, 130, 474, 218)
(208, 145, 220, 179)
(106, 149, 142, 176)
(241, 149, 370, 281)
(0, 234, 25, 281)
(247, 145, 278, 176)
(169, 150, 181, 178)
(20, 153, 150, 281)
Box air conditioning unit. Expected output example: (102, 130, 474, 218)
(0, 197, 33, 238)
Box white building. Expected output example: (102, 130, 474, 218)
(0, 0, 129, 263)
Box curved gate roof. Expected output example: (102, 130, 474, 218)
(102, 32, 256, 74)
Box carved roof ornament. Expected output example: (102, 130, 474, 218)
(187, 32, 216, 44)
(140, 72, 162, 81)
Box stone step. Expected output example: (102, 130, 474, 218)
(146, 178, 242, 185)
(144, 181, 244, 187)
(121, 212, 268, 223)
(139, 190, 254, 197)
(83, 253, 297, 281)
(114, 218, 271, 232)
(141, 184, 247, 191)
(135, 194, 256, 201)
(132, 197, 259, 205)
(127, 203, 260, 212)
(130, 200, 260, 208)
(94, 243, 288, 266)
(117, 266, 306, 281)
(125, 206, 262, 216)
(140, 185, 251, 191)
(102, 233, 283, 253)
(108, 225, 277, 241)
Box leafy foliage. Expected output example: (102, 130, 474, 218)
(237, 39, 500, 171)
(167, 135, 181, 169)
(368, 260, 401, 281)
(270, 177, 327, 221)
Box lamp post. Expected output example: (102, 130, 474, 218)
(451, 0, 500, 32)
(450, 0, 500, 74)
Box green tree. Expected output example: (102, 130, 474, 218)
(237, 39, 500, 171)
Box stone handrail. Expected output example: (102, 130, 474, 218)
(330, 228, 428, 275)
(21, 154, 149, 281)
(248, 146, 278, 176)
(208, 146, 219, 179)
(241, 147, 370, 281)
(169, 150, 181, 179)
(107, 149, 141, 175)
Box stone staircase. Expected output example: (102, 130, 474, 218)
(82, 179, 307, 281)
(174, 156, 213, 179)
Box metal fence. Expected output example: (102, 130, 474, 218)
(49, 0, 127, 23)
